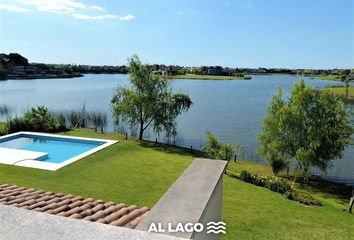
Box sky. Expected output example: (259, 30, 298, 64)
(0, 0, 353, 69)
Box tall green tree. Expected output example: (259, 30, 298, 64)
(258, 80, 353, 178)
(111, 55, 192, 140)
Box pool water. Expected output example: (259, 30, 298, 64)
(0, 134, 105, 163)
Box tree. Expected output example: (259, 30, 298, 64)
(202, 132, 243, 161)
(340, 69, 351, 97)
(111, 55, 192, 140)
(258, 80, 353, 179)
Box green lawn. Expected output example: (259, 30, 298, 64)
(0, 129, 196, 207)
(168, 74, 244, 80)
(314, 74, 342, 81)
(0, 129, 352, 239)
(328, 86, 354, 97)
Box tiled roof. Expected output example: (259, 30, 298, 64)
(0, 183, 149, 229)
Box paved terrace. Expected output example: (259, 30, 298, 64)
(0, 204, 183, 240)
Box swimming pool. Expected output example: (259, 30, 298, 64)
(0, 132, 117, 170)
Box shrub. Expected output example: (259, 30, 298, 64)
(265, 177, 292, 194)
(239, 170, 253, 183)
(7, 106, 67, 133)
(268, 156, 289, 175)
(284, 191, 322, 206)
(203, 132, 243, 160)
(219, 143, 236, 161)
(238, 170, 321, 206)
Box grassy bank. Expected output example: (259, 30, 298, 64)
(168, 74, 245, 80)
(328, 86, 354, 97)
(315, 74, 342, 81)
(0, 129, 353, 239)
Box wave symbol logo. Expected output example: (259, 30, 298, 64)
(206, 221, 226, 234)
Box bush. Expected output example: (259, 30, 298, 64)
(238, 170, 321, 206)
(239, 170, 253, 183)
(265, 177, 292, 194)
(269, 156, 289, 175)
(203, 132, 242, 160)
(7, 106, 67, 133)
(284, 191, 322, 206)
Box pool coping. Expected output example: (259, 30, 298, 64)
(0, 132, 118, 171)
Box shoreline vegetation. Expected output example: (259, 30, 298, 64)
(6, 73, 83, 80)
(167, 74, 249, 80)
(2, 53, 353, 82)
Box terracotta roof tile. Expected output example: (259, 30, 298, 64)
(0, 184, 149, 229)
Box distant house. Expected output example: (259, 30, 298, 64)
(207, 66, 223, 75)
(10, 65, 37, 74)
(331, 69, 339, 75)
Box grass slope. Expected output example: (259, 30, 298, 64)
(223, 175, 353, 240)
(0, 129, 195, 207)
(0, 129, 352, 239)
(329, 86, 354, 97)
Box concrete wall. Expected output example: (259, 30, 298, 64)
(137, 158, 227, 239)
(192, 174, 224, 240)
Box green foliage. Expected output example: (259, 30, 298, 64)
(268, 155, 289, 175)
(111, 55, 192, 140)
(202, 132, 221, 158)
(202, 132, 243, 160)
(88, 111, 107, 133)
(52, 108, 108, 133)
(284, 191, 321, 206)
(258, 80, 353, 179)
(7, 106, 66, 133)
(239, 170, 292, 194)
(0, 53, 28, 67)
(238, 170, 321, 205)
(340, 70, 351, 96)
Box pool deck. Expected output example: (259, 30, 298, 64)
(0, 147, 48, 164)
(0, 132, 118, 171)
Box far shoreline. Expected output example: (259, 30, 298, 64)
(167, 74, 250, 80)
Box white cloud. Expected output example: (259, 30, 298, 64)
(20, 0, 86, 14)
(71, 13, 117, 20)
(119, 14, 135, 21)
(2, 1, 134, 22)
(91, 5, 103, 11)
(0, 3, 31, 12)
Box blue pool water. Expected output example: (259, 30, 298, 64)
(0, 134, 105, 163)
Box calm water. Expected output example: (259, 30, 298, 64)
(0, 134, 103, 163)
(0, 74, 353, 184)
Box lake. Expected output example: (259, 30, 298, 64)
(0, 74, 353, 184)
